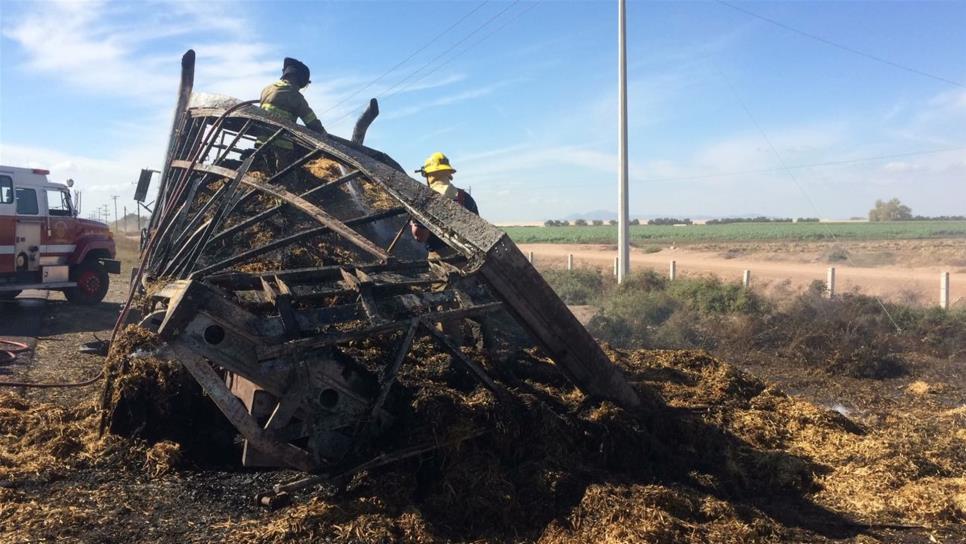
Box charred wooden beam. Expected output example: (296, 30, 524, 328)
(351, 98, 379, 144)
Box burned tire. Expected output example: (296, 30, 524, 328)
(0, 290, 21, 300)
(65, 261, 110, 305)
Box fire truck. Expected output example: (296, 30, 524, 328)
(0, 165, 120, 304)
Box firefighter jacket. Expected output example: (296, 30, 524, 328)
(410, 182, 479, 253)
(260, 80, 319, 126)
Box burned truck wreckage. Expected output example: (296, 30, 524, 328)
(113, 51, 647, 484)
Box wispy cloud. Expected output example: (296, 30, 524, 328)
(382, 80, 515, 120)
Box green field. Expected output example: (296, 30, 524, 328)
(503, 221, 966, 244)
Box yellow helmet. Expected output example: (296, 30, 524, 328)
(421, 152, 456, 175)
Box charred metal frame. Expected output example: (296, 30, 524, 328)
(119, 50, 642, 474)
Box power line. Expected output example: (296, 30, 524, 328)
(329, 0, 525, 125)
(318, 1, 490, 118)
(716, 0, 965, 89)
(382, 0, 543, 103)
(712, 60, 903, 332)
(634, 146, 966, 184)
(470, 145, 966, 192)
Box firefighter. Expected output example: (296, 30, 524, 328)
(410, 152, 478, 258)
(259, 57, 325, 172)
(260, 57, 325, 134)
(410, 152, 486, 345)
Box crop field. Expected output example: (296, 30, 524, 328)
(503, 221, 966, 244)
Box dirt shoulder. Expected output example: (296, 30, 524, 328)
(520, 241, 966, 304)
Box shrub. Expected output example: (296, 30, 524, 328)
(666, 277, 766, 315)
(541, 269, 607, 305)
(574, 219, 588, 226)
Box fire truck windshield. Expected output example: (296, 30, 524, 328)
(46, 188, 72, 216)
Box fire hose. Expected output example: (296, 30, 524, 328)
(0, 338, 104, 388)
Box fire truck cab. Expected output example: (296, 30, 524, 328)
(0, 165, 120, 304)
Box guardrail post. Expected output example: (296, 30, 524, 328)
(826, 267, 836, 298)
(940, 271, 950, 310)
(742, 269, 751, 288)
(669, 260, 677, 281)
(567, 254, 573, 271)
(614, 256, 619, 277)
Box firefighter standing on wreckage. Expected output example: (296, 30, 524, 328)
(410, 152, 486, 345)
(259, 57, 325, 171)
(410, 152, 479, 259)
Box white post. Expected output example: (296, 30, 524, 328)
(616, 0, 630, 284)
(826, 267, 836, 298)
(742, 269, 751, 288)
(567, 254, 574, 271)
(614, 256, 619, 277)
(527, 251, 533, 264)
(669, 260, 677, 281)
(940, 271, 950, 310)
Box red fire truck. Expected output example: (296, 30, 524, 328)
(0, 165, 120, 304)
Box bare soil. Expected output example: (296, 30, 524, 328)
(519, 240, 966, 305)
(1, 239, 964, 543)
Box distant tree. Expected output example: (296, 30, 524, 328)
(544, 219, 554, 227)
(869, 198, 912, 221)
(591, 219, 604, 226)
(648, 217, 693, 226)
(574, 219, 588, 226)
(630, 218, 640, 225)
(608, 219, 618, 226)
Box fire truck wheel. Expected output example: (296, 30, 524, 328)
(65, 261, 110, 305)
(0, 291, 21, 300)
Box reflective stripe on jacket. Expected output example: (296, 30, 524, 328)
(259, 80, 319, 125)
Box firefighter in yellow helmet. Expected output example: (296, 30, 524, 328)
(410, 152, 479, 257)
(410, 152, 483, 344)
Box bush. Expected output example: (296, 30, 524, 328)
(588, 290, 680, 349)
(574, 219, 588, 226)
(541, 269, 607, 305)
(591, 219, 604, 226)
(666, 277, 766, 315)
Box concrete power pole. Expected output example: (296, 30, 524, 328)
(616, 0, 630, 283)
(111, 195, 119, 233)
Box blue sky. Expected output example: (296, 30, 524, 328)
(1, 0, 964, 223)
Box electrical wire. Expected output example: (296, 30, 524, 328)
(711, 61, 904, 332)
(381, 0, 544, 104)
(470, 145, 966, 193)
(318, 0, 491, 118)
(716, 0, 965, 89)
(329, 0, 525, 125)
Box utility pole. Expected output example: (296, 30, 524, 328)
(616, 0, 630, 283)
(123, 206, 128, 236)
(112, 195, 119, 233)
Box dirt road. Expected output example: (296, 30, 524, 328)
(519, 243, 966, 305)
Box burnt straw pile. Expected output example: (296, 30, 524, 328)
(2, 325, 964, 543)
